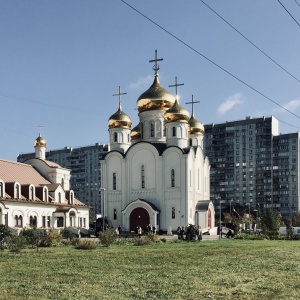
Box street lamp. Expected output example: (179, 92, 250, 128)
(100, 188, 105, 230)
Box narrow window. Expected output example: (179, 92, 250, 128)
(15, 184, 19, 199)
(61, 178, 64, 189)
(0, 182, 3, 197)
(30, 186, 34, 200)
(47, 216, 51, 227)
(114, 209, 117, 220)
(171, 169, 175, 187)
(141, 123, 144, 139)
(172, 207, 175, 219)
(190, 170, 192, 187)
(114, 132, 118, 142)
(189, 139, 193, 147)
(150, 122, 154, 137)
(113, 173, 117, 190)
(58, 192, 61, 203)
(172, 127, 176, 137)
(42, 216, 46, 227)
(141, 165, 145, 189)
(44, 188, 47, 202)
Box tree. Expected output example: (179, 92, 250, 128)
(260, 209, 282, 239)
(0, 224, 12, 250)
(291, 212, 300, 227)
(286, 219, 294, 240)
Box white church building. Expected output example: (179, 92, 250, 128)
(100, 51, 215, 233)
(0, 134, 90, 231)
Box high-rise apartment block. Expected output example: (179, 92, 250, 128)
(204, 116, 299, 221)
(17, 143, 108, 216)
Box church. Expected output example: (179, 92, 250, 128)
(100, 51, 215, 233)
(0, 134, 90, 232)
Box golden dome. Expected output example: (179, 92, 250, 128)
(34, 133, 46, 147)
(164, 99, 190, 123)
(137, 75, 176, 113)
(188, 115, 205, 135)
(108, 105, 132, 129)
(131, 123, 141, 140)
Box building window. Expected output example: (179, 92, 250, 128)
(171, 169, 175, 187)
(61, 178, 64, 189)
(30, 216, 37, 227)
(141, 123, 143, 139)
(58, 192, 61, 203)
(47, 216, 51, 227)
(15, 184, 19, 199)
(141, 165, 145, 189)
(0, 182, 3, 197)
(113, 173, 117, 190)
(189, 139, 192, 146)
(114, 209, 117, 220)
(44, 188, 48, 202)
(172, 127, 176, 137)
(42, 216, 46, 227)
(172, 207, 175, 219)
(30, 186, 34, 200)
(114, 132, 118, 142)
(150, 122, 154, 137)
(57, 217, 64, 227)
(15, 215, 22, 228)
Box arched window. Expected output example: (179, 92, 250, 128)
(114, 209, 117, 220)
(150, 122, 154, 137)
(58, 192, 62, 203)
(128, 134, 130, 143)
(30, 216, 37, 227)
(61, 178, 64, 189)
(113, 173, 117, 190)
(172, 127, 176, 137)
(172, 207, 176, 219)
(171, 169, 175, 187)
(30, 186, 34, 200)
(70, 192, 74, 204)
(15, 184, 19, 199)
(15, 215, 22, 228)
(189, 139, 193, 147)
(141, 165, 145, 189)
(114, 132, 118, 142)
(141, 123, 143, 139)
(0, 182, 3, 197)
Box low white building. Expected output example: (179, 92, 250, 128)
(0, 134, 90, 231)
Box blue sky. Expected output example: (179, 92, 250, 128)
(1, 0, 300, 161)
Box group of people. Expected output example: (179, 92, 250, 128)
(135, 224, 156, 238)
(177, 225, 203, 241)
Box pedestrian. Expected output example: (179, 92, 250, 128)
(138, 226, 142, 238)
(180, 226, 185, 240)
(118, 225, 122, 234)
(177, 226, 181, 240)
(197, 225, 202, 241)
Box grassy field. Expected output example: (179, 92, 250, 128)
(1, 239, 300, 300)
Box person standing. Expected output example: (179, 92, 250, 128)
(138, 226, 142, 238)
(197, 225, 202, 241)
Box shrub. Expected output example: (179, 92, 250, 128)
(74, 240, 97, 250)
(99, 229, 117, 247)
(70, 238, 81, 246)
(20, 228, 47, 249)
(145, 233, 160, 243)
(133, 236, 153, 246)
(0, 224, 12, 250)
(160, 238, 167, 243)
(42, 232, 62, 247)
(61, 228, 75, 240)
(7, 235, 27, 253)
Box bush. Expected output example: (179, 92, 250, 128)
(20, 228, 47, 249)
(74, 240, 97, 250)
(7, 235, 27, 253)
(99, 229, 117, 247)
(0, 224, 12, 250)
(43, 232, 62, 247)
(145, 233, 160, 243)
(61, 228, 75, 240)
(133, 236, 153, 246)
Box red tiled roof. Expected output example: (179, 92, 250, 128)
(0, 159, 50, 185)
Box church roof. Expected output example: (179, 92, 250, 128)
(0, 159, 50, 185)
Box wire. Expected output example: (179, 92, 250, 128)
(199, 0, 300, 84)
(278, 0, 300, 27)
(120, 0, 300, 120)
(295, 0, 300, 8)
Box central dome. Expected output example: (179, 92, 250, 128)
(137, 75, 176, 113)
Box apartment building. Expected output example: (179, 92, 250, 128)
(204, 116, 300, 221)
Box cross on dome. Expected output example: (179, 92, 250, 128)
(186, 95, 200, 117)
(149, 49, 163, 75)
(113, 86, 127, 110)
(169, 76, 184, 100)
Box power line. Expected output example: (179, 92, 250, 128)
(278, 0, 300, 27)
(295, 0, 300, 8)
(120, 0, 300, 120)
(199, 0, 300, 84)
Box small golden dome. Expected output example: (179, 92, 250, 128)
(164, 99, 190, 123)
(34, 133, 46, 147)
(137, 75, 176, 113)
(188, 116, 205, 135)
(131, 123, 141, 140)
(108, 106, 132, 129)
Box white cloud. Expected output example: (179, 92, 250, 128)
(128, 75, 153, 90)
(217, 93, 244, 115)
(272, 98, 300, 114)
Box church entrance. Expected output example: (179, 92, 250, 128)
(130, 207, 149, 231)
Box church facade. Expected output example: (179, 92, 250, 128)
(0, 134, 90, 232)
(100, 52, 215, 233)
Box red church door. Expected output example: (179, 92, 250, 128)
(130, 208, 150, 231)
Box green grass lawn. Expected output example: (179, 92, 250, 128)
(1, 239, 300, 300)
